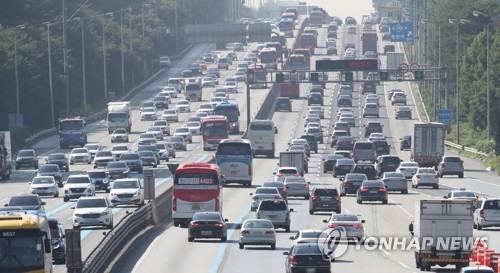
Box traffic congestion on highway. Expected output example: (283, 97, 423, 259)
(0, 2, 499, 273)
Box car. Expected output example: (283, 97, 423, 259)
(339, 173, 368, 196)
(153, 95, 169, 109)
(72, 196, 113, 229)
(186, 121, 201, 135)
(48, 218, 66, 263)
(323, 213, 365, 240)
(111, 128, 129, 143)
(105, 161, 131, 181)
(327, 46, 337, 55)
(395, 161, 419, 179)
(443, 188, 478, 201)
(289, 229, 323, 244)
(357, 180, 388, 204)
(309, 106, 324, 119)
(273, 166, 300, 182)
(361, 81, 376, 94)
(352, 141, 376, 163)
(333, 158, 355, 178)
(87, 170, 110, 192)
(304, 126, 324, 144)
(346, 16, 357, 25)
(138, 133, 157, 146)
(174, 127, 193, 143)
(459, 266, 496, 273)
(181, 69, 193, 78)
(335, 136, 355, 151)
(275, 97, 292, 111)
(208, 67, 220, 77)
(438, 156, 464, 178)
(140, 101, 156, 112)
(395, 106, 412, 119)
(239, 219, 277, 249)
(309, 187, 341, 214)
(159, 56, 171, 67)
(382, 32, 391, 41)
(63, 174, 95, 202)
(283, 243, 331, 273)
(364, 51, 377, 59)
(233, 71, 246, 82)
(153, 120, 171, 136)
(209, 97, 226, 108)
(304, 115, 320, 128)
(334, 150, 351, 159)
(195, 59, 207, 70)
(202, 76, 216, 87)
(381, 172, 408, 194)
(347, 25, 357, 34)
(161, 86, 178, 98)
(399, 135, 412, 150)
(36, 164, 63, 186)
(197, 103, 215, 115)
(5, 193, 46, 212)
(109, 178, 145, 207)
(93, 150, 115, 169)
(387, 88, 402, 100)
(364, 121, 383, 138)
(375, 155, 402, 176)
(202, 53, 215, 63)
(250, 187, 281, 211)
(308, 93, 323, 106)
(299, 134, 318, 154)
(15, 149, 39, 170)
(146, 126, 165, 140)
(46, 153, 69, 172)
(283, 177, 310, 199)
(337, 94, 352, 107)
(187, 212, 227, 242)
(323, 154, 345, 173)
(373, 140, 390, 157)
(383, 45, 395, 54)
(363, 102, 379, 118)
(256, 199, 292, 231)
(119, 153, 144, 173)
(217, 57, 230, 70)
(263, 181, 289, 200)
(155, 143, 170, 162)
(473, 198, 500, 230)
(69, 148, 92, 165)
(351, 164, 377, 180)
(140, 107, 157, 120)
(368, 132, 385, 142)
(84, 143, 101, 158)
(288, 140, 310, 157)
(412, 167, 439, 189)
(137, 145, 159, 164)
(391, 92, 407, 105)
(111, 144, 130, 160)
(163, 142, 176, 158)
(380, 24, 390, 33)
(29, 176, 59, 197)
(162, 109, 179, 122)
(339, 116, 355, 127)
(169, 136, 187, 151)
(138, 150, 158, 168)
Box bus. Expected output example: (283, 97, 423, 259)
(309, 10, 324, 27)
(278, 18, 294, 37)
(298, 33, 317, 52)
(214, 102, 240, 134)
(247, 119, 277, 158)
(0, 211, 52, 272)
(201, 115, 229, 151)
(259, 48, 278, 70)
(247, 64, 268, 88)
(172, 163, 224, 227)
(215, 139, 253, 187)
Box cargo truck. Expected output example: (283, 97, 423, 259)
(386, 52, 405, 70)
(59, 117, 87, 149)
(279, 151, 307, 176)
(0, 132, 12, 181)
(107, 101, 132, 133)
(411, 122, 445, 168)
(409, 200, 473, 271)
(361, 30, 378, 55)
(185, 79, 203, 101)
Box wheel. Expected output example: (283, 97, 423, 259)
(63, 197, 69, 202)
(477, 223, 483, 230)
(270, 243, 276, 250)
(320, 139, 323, 144)
(357, 199, 361, 204)
(401, 190, 408, 194)
(309, 209, 314, 215)
(54, 191, 59, 198)
(305, 194, 310, 200)
(188, 237, 194, 242)
(459, 173, 464, 178)
(439, 173, 443, 178)
(107, 223, 113, 229)
(221, 236, 227, 242)
(239, 243, 244, 249)
(285, 225, 290, 232)
(473, 222, 477, 229)
(382, 200, 388, 204)
(433, 185, 439, 189)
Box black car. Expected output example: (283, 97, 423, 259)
(364, 121, 383, 138)
(119, 153, 144, 173)
(373, 140, 390, 156)
(340, 173, 368, 196)
(327, 30, 337, 39)
(87, 170, 110, 193)
(105, 161, 131, 180)
(337, 95, 352, 107)
(351, 164, 377, 180)
(335, 136, 354, 151)
(384, 45, 395, 54)
(333, 159, 355, 178)
(299, 134, 318, 154)
(5, 194, 45, 212)
(361, 81, 376, 94)
(37, 164, 63, 186)
(323, 154, 344, 173)
(48, 218, 66, 264)
(46, 153, 69, 172)
(276, 97, 292, 112)
(376, 155, 402, 176)
(309, 186, 341, 215)
(399, 135, 411, 150)
(15, 149, 38, 170)
(308, 93, 323, 106)
(357, 180, 388, 204)
(188, 212, 227, 242)
(283, 243, 331, 273)
(138, 150, 158, 168)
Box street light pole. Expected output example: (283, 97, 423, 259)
(120, 10, 125, 93)
(103, 14, 111, 104)
(74, 17, 87, 116)
(449, 19, 460, 143)
(43, 22, 55, 128)
(14, 25, 25, 117)
(62, 0, 70, 117)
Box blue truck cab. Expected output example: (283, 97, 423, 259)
(59, 118, 87, 149)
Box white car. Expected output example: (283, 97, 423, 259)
(308, 106, 324, 119)
(249, 187, 282, 211)
(146, 126, 164, 140)
(365, 94, 380, 106)
(161, 86, 178, 98)
(337, 107, 352, 118)
(197, 103, 214, 115)
(209, 97, 227, 108)
(30, 176, 59, 197)
(111, 128, 129, 143)
(239, 219, 276, 249)
(84, 143, 101, 158)
(93, 150, 115, 169)
(63, 174, 95, 202)
(140, 107, 157, 120)
(109, 178, 145, 207)
(412, 167, 439, 189)
(138, 133, 157, 146)
(175, 100, 191, 113)
(202, 76, 216, 87)
(111, 144, 130, 160)
(186, 121, 201, 135)
(396, 161, 420, 179)
(224, 78, 238, 93)
(162, 109, 179, 122)
(273, 167, 300, 182)
(72, 196, 113, 229)
(233, 71, 247, 82)
(214, 91, 229, 100)
(70, 148, 92, 165)
(368, 132, 385, 142)
(153, 120, 170, 136)
(174, 127, 193, 143)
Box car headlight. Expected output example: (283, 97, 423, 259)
(101, 211, 109, 216)
(123, 170, 129, 173)
(133, 191, 140, 196)
(53, 243, 61, 249)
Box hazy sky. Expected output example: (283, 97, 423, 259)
(272, 0, 374, 22)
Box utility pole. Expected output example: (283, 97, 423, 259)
(62, 0, 70, 117)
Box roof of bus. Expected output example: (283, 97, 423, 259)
(260, 47, 277, 52)
(300, 33, 316, 37)
(0, 212, 47, 229)
(214, 102, 238, 109)
(201, 115, 228, 121)
(250, 119, 275, 125)
(176, 163, 220, 174)
(219, 139, 251, 144)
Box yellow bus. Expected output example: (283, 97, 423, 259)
(0, 211, 53, 272)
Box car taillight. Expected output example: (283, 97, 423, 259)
(343, 181, 348, 186)
(289, 256, 298, 264)
(416, 175, 420, 179)
(312, 196, 318, 201)
(304, 184, 309, 189)
(215, 199, 220, 211)
(252, 196, 259, 200)
(214, 223, 224, 227)
(352, 224, 363, 229)
(360, 188, 368, 192)
(173, 198, 177, 211)
(335, 196, 340, 201)
(241, 230, 250, 235)
(480, 210, 484, 218)
(189, 222, 200, 228)
(249, 166, 252, 176)
(276, 173, 282, 177)
(293, 173, 299, 177)
(379, 188, 387, 193)
(266, 231, 275, 235)
(328, 223, 338, 228)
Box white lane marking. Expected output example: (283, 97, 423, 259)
(344, 209, 350, 214)
(381, 249, 391, 256)
(389, 198, 413, 219)
(398, 261, 410, 268)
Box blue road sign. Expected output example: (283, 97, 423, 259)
(390, 22, 414, 42)
(437, 109, 452, 125)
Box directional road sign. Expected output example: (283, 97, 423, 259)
(390, 22, 414, 42)
(437, 109, 452, 125)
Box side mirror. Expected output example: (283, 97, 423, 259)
(323, 219, 328, 223)
(41, 202, 46, 206)
(289, 208, 294, 212)
(361, 220, 366, 223)
(70, 206, 75, 209)
(283, 252, 289, 255)
(275, 127, 278, 134)
(249, 193, 253, 196)
(3, 204, 7, 207)
(339, 178, 343, 181)
(307, 181, 311, 184)
(224, 219, 229, 222)
(289, 236, 295, 240)
(443, 196, 448, 199)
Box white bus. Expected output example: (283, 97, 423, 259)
(215, 139, 253, 187)
(247, 119, 278, 158)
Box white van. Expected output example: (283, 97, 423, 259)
(247, 120, 278, 158)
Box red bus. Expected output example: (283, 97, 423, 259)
(293, 48, 312, 68)
(298, 33, 317, 52)
(259, 48, 279, 70)
(172, 163, 224, 227)
(201, 115, 229, 151)
(248, 64, 268, 88)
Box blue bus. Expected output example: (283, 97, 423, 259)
(214, 102, 240, 134)
(215, 139, 253, 187)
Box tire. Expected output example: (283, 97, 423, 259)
(459, 173, 464, 178)
(305, 194, 310, 200)
(107, 223, 113, 229)
(285, 225, 290, 232)
(357, 199, 361, 204)
(239, 243, 244, 249)
(221, 236, 227, 242)
(309, 209, 314, 215)
(54, 191, 59, 198)
(63, 197, 69, 202)
(473, 222, 477, 229)
(270, 243, 276, 250)
(433, 185, 439, 189)
(402, 190, 408, 194)
(382, 200, 388, 204)
(477, 223, 483, 230)
(15, 165, 19, 170)
(439, 173, 443, 178)
(188, 237, 194, 242)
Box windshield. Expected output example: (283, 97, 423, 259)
(107, 162, 127, 168)
(454, 192, 476, 198)
(244, 220, 273, 228)
(120, 153, 139, 160)
(112, 180, 139, 189)
(112, 146, 128, 151)
(48, 154, 65, 160)
(32, 177, 54, 184)
(60, 120, 84, 131)
(214, 108, 238, 122)
(0, 235, 45, 270)
(260, 51, 278, 63)
(87, 172, 106, 178)
(138, 151, 155, 157)
(72, 149, 88, 154)
(170, 137, 184, 143)
(113, 129, 127, 134)
(187, 122, 200, 127)
(66, 176, 90, 184)
(255, 188, 279, 194)
(202, 123, 228, 137)
(176, 128, 189, 133)
(76, 198, 107, 208)
(289, 57, 306, 66)
(96, 151, 113, 157)
(18, 150, 35, 157)
(140, 134, 155, 139)
(9, 196, 39, 206)
(217, 143, 252, 155)
(331, 214, 358, 222)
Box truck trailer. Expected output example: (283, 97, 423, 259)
(107, 101, 132, 133)
(411, 122, 445, 168)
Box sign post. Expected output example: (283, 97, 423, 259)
(437, 109, 452, 125)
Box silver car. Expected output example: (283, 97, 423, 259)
(323, 213, 365, 240)
(250, 187, 281, 211)
(283, 177, 310, 199)
(438, 156, 464, 178)
(381, 172, 408, 194)
(30, 176, 59, 197)
(473, 198, 500, 230)
(239, 219, 276, 249)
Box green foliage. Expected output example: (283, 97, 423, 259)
(10, 126, 32, 153)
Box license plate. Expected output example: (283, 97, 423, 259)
(258, 146, 264, 150)
(440, 256, 452, 259)
(230, 170, 238, 175)
(306, 269, 317, 273)
(268, 215, 277, 219)
(369, 191, 378, 194)
(192, 205, 200, 210)
(201, 231, 212, 236)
